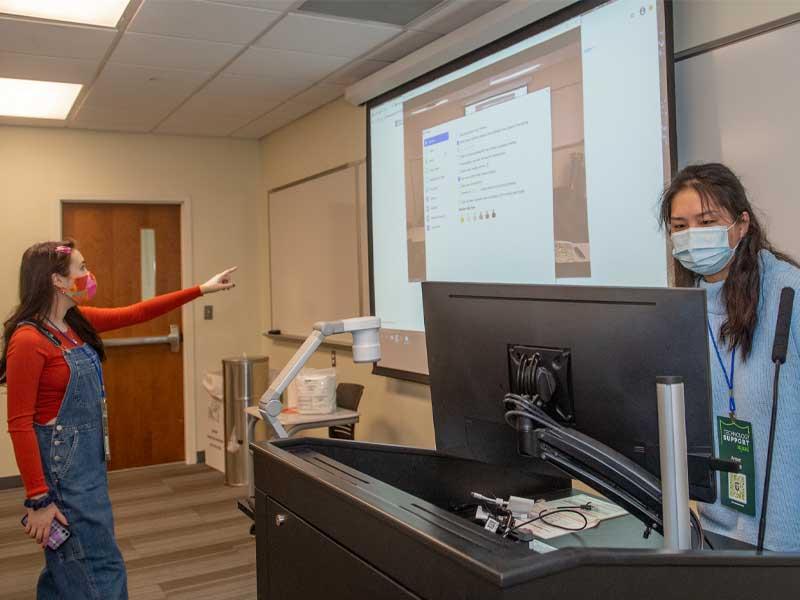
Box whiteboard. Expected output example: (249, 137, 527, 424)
(268, 164, 366, 339)
(676, 19, 800, 260)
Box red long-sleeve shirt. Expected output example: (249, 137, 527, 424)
(6, 287, 202, 498)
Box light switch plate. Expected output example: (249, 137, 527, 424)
(204, 305, 214, 320)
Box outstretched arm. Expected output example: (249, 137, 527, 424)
(80, 267, 237, 333)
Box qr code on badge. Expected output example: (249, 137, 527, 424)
(729, 472, 747, 504)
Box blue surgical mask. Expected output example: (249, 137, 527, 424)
(671, 224, 738, 276)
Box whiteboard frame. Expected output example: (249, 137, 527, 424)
(267, 160, 366, 341)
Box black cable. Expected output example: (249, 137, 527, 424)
(509, 508, 589, 533)
(688, 508, 706, 550)
(504, 396, 540, 416)
(527, 354, 540, 396)
(505, 409, 554, 430)
(503, 399, 560, 429)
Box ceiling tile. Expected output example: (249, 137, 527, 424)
(254, 12, 400, 58)
(156, 109, 253, 136)
(110, 33, 243, 72)
(227, 46, 350, 80)
(261, 101, 318, 122)
(0, 16, 116, 59)
(297, 0, 444, 26)
(291, 83, 344, 107)
(408, 0, 507, 35)
(231, 100, 317, 137)
(81, 64, 209, 111)
(367, 29, 441, 62)
(175, 89, 282, 121)
(326, 59, 390, 85)
(197, 75, 305, 112)
(71, 105, 168, 133)
(212, 0, 299, 10)
(0, 51, 99, 84)
(130, 0, 283, 44)
(231, 112, 287, 138)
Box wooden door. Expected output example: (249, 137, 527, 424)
(62, 203, 184, 470)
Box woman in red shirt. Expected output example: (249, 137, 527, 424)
(1, 240, 237, 599)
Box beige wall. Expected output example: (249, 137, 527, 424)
(673, 0, 800, 53)
(259, 99, 436, 448)
(0, 126, 265, 478)
(256, 0, 800, 446)
(3, 1, 791, 480)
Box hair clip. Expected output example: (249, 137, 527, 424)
(55, 246, 72, 255)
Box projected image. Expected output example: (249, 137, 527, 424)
(369, 0, 672, 377)
(402, 28, 589, 283)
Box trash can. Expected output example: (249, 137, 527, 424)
(223, 355, 269, 486)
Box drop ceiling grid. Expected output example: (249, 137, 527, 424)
(0, 0, 510, 138)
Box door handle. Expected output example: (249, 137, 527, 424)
(103, 324, 181, 352)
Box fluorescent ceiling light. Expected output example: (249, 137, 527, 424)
(0, 1, 131, 27)
(0, 78, 82, 119)
(490, 64, 541, 86)
(411, 99, 448, 115)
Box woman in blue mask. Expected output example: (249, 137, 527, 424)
(660, 163, 800, 551)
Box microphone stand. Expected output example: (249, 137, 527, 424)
(757, 287, 795, 553)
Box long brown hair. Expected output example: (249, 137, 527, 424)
(659, 163, 798, 359)
(0, 240, 105, 382)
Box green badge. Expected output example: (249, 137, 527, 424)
(717, 417, 756, 516)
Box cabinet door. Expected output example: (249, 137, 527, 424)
(266, 499, 421, 600)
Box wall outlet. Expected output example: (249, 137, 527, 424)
(196, 450, 206, 464)
(204, 305, 213, 320)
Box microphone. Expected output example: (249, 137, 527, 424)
(759, 286, 795, 553)
(771, 287, 795, 364)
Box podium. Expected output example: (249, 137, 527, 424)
(252, 438, 799, 600)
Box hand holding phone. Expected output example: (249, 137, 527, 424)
(21, 512, 70, 550)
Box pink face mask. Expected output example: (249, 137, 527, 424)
(62, 272, 98, 304)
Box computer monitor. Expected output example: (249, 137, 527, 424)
(422, 282, 716, 503)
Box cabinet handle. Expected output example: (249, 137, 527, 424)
(275, 514, 288, 527)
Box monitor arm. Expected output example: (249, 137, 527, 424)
(507, 397, 664, 536)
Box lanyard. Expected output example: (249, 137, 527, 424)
(707, 323, 736, 416)
(45, 318, 79, 346)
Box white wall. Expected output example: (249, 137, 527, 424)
(259, 100, 436, 448)
(0, 126, 265, 478)
(672, 0, 800, 52)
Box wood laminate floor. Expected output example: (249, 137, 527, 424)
(0, 463, 256, 599)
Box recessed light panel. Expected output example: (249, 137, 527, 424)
(0, 78, 82, 119)
(0, 1, 131, 28)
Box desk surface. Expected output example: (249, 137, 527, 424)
(245, 405, 359, 426)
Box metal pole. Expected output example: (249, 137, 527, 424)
(656, 376, 692, 550)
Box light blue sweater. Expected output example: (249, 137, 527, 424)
(698, 250, 800, 551)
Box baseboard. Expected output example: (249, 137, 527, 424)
(0, 475, 22, 491)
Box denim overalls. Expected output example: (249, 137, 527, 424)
(20, 322, 128, 599)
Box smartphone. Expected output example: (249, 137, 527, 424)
(21, 514, 70, 550)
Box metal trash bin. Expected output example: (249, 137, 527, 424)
(223, 355, 269, 486)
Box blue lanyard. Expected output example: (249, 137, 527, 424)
(89, 353, 107, 398)
(707, 323, 736, 416)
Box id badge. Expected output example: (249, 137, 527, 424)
(101, 395, 111, 462)
(717, 416, 756, 516)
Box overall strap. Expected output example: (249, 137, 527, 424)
(16, 320, 62, 348)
